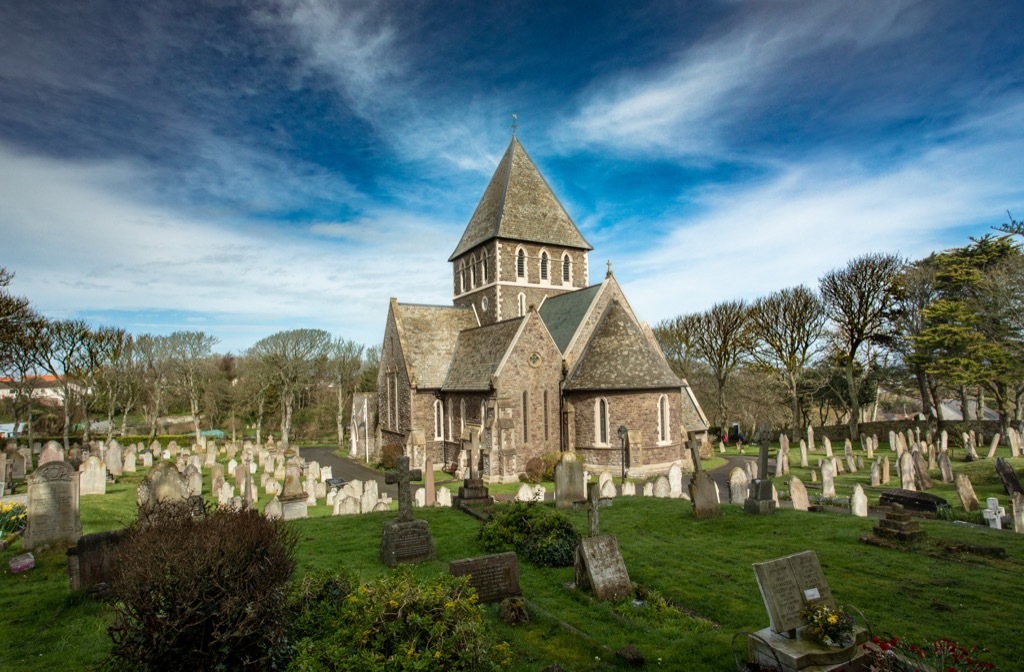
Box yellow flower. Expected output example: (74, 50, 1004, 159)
(828, 614, 838, 625)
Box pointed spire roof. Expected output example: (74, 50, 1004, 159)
(449, 138, 592, 261)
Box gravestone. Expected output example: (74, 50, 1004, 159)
(938, 452, 953, 483)
(599, 479, 616, 499)
(882, 455, 890, 484)
(652, 475, 670, 498)
(279, 463, 308, 520)
(799, 440, 808, 468)
(449, 552, 521, 603)
(79, 456, 107, 496)
(621, 481, 635, 496)
(870, 460, 880, 487)
(334, 495, 360, 516)
(264, 496, 282, 520)
(380, 455, 435, 567)
(554, 452, 585, 509)
(140, 451, 153, 468)
(574, 483, 631, 601)
(987, 434, 1001, 459)
(753, 550, 834, 638)
(598, 471, 613, 493)
(39, 441, 64, 465)
(864, 504, 926, 545)
(24, 461, 82, 551)
(689, 471, 720, 518)
(122, 451, 136, 473)
(454, 427, 493, 508)
(184, 464, 202, 498)
(982, 497, 1005, 530)
(436, 486, 453, 507)
(783, 480, 806, 515)
(994, 457, 1024, 497)
(137, 461, 189, 523)
(1012, 492, 1024, 534)
(820, 460, 836, 498)
(516, 483, 535, 502)
(424, 461, 436, 506)
(850, 484, 868, 517)
(729, 467, 749, 504)
(668, 463, 683, 498)
(823, 437, 833, 458)
(105, 442, 123, 477)
(912, 451, 932, 490)
(66, 528, 124, 595)
(642, 482, 654, 497)
(878, 488, 949, 513)
(955, 473, 980, 512)
(807, 426, 815, 452)
(898, 451, 916, 491)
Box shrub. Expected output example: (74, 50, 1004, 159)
(540, 451, 562, 481)
(287, 567, 511, 671)
(107, 503, 297, 671)
(0, 501, 27, 537)
(479, 502, 580, 568)
(379, 442, 402, 470)
(524, 457, 544, 483)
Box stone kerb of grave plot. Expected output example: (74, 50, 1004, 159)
(379, 455, 435, 567)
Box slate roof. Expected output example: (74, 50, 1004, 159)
(565, 300, 682, 391)
(679, 386, 709, 432)
(449, 138, 592, 261)
(443, 318, 524, 391)
(394, 303, 478, 389)
(538, 283, 602, 353)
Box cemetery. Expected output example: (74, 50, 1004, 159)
(0, 433, 1021, 671)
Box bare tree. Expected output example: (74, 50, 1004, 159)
(653, 313, 702, 381)
(749, 286, 826, 430)
(246, 329, 330, 445)
(819, 253, 904, 440)
(75, 326, 123, 445)
(326, 338, 363, 448)
(33, 319, 91, 450)
(166, 331, 219, 445)
(136, 334, 172, 440)
(237, 354, 275, 445)
(689, 300, 754, 430)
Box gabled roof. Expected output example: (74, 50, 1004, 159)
(449, 137, 592, 261)
(443, 318, 525, 392)
(393, 302, 478, 389)
(565, 300, 682, 391)
(538, 283, 602, 353)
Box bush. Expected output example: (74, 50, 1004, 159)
(540, 451, 562, 481)
(379, 442, 402, 470)
(287, 567, 511, 671)
(107, 503, 297, 671)
(479, 502, 580, 568)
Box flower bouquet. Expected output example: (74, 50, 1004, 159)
(800, 601, 855, 648)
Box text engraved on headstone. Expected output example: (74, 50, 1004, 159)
(752, 550, 834, 636)
(449, 552, 520, 603)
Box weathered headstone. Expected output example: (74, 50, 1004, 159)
(955, 473, 980, 512)
(994, 457, 1024, 497)
(878, 489, 949, 513)
(105, 442, 123, 477)
(912, 451, 932, 490)
(729, 467, 749, 505)
(652, 475, 670, 498)
(821, 460, 836, 498)
(24, 461, 82, 551)
(380, 455, 435, 567)
(554, 453, 585, 509)
(449, 552, 521, 603)
(789, 477, 809, 512)
(264, 496, 282, 520)
(621, 481, 635, 496)
(850, 484, 868, 517)
(79, 456, 107, 496)
(823, 437, 833, 458)
(870, 460, 881, 487)
(752, 550, 834, 638)
(938, 451, 953, 483)
(515, 483, 536, 502)
(333, 495, 360, 516)
(1012, 491, 1024, 534)
(898, 451, 916, 491)
(66, 528, 124, 594)
(668, 463, 683, 498)
(599, 479, 616, 499)
(688, 471, 720, 518)
(642, 482, 653, 497)
(279, 462, 308, 520)
(436, 486, 453, 507)
(574, 483, 631, 602)
(424, 461, 436, 506)
(982, 497, 1005, 530)
(987, 434, 1001, 459)
(799, 440, 808, 468)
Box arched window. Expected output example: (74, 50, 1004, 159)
(459, 262, 465, 293)
(543, 390, 549, 440)
(481, 254, 488, 283)
(516, 248, 526, 279)
(517, 293, 526, 316)
(470, 255, 477, 288)
(460, 399, 466, 436)
(595, 398, 609, 445)
(658, 394, 670, 443)
(540, 251, 549, 281)
(562, 254, 571, 284)
(480, 400, 486, 425)
(433, 399, 444, 441)
(522, 391, 529, 443)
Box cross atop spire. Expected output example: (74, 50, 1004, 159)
(511, 113, 518, 138)
(606, 259, 613, 277)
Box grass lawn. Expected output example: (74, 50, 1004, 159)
(2, 455, 1024, 671)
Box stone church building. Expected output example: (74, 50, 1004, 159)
(376, 137, 708, 481)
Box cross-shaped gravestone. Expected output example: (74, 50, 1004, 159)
(585, 482, 600, 537)
(983, 497, 1006, 530)
(689, 439, 702, 474)
(385, 455, 422, 523)
(757, 434, 770, 479)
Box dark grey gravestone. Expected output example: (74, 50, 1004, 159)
(995, 457, 1024, 497)
(449, 552, 520, 603)
(689, 470, 721, 518)
(575, 535, 631, 601)
(554, 455, 585, 509)
(380, 455, 435, 567)
(66, 528, 124, 596)
(878, 488, 949, 513)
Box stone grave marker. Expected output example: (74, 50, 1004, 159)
(878, 489, 950, 514)
(821, 460, 836, 498)
(688, 471, 720, 518)
(983, 497, 1005, 530)
(137, 461, 190, 523)
(729, 467, 749, 504)
(184, 464, 202, 498)
(994, 457, 1024, 497)
(912, 451, 932, 490)
(414, 487, 425, 507)
(574, 483, 631, 601)
(424, 461, 436, 506)
(39, 441, 63, 465)
(79, 456, 107, 496)
(938, 452, 953, 483)
(122, 451, 136, 473)
(105, 442, 123, 477)
(380, 455, 435, 567)
(882, 455, 891, 484)
(652, 475, 670, 498)
(598, 471, 613, 493)
(870, 460, 881, 487)
(752, 550, 834, 638)
(24, 461, 82, 551)
(1012, 492, 1024, 534)
(449, 552, 521, 603)
(850, 484, 868, 517)
(823, 437, 833, 458)
(799, 440, 808, 468)
(334, 495, 360, 515)
(807, 425, 815, 452)
(264, 496, 282, 520)
(599, 478, 616, 499)
(987, 434, 1001, 459)
(515, 483, 535, 502)
(554, 452, 585, 509)
(898, 451, 916, 491)
(279, 462, 308, 520)
(66, 529, 124, 595)
(668, 463, 683, 498)
(789, 477, 809, 512)
(621, 481, 635, 496)
(436, 486, 452, 507)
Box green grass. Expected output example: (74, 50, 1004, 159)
(3, 459, 1024, 671)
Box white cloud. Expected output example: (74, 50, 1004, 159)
(619, 98, 1024, 323)
(0, 144, 454, 351)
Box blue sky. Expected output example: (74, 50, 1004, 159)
(2, 0, 1023, 354)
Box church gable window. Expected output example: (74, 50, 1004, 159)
(481, 253, 488, 283)
(540, 250, 549, 281)
(433, 399, 444, 441)
(516, 248, 526, 279)
(658, 394, 670, 443)
(517, 293, 526, 317)
(522, 391, 529, 443)
(595, 398, 609, 446)
(562, 254, 571, 284)
(470, 255, 477, 288)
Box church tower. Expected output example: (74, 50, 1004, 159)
(449, 138, 593, 325)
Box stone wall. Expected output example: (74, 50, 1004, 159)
(568, 389, 684, 471)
